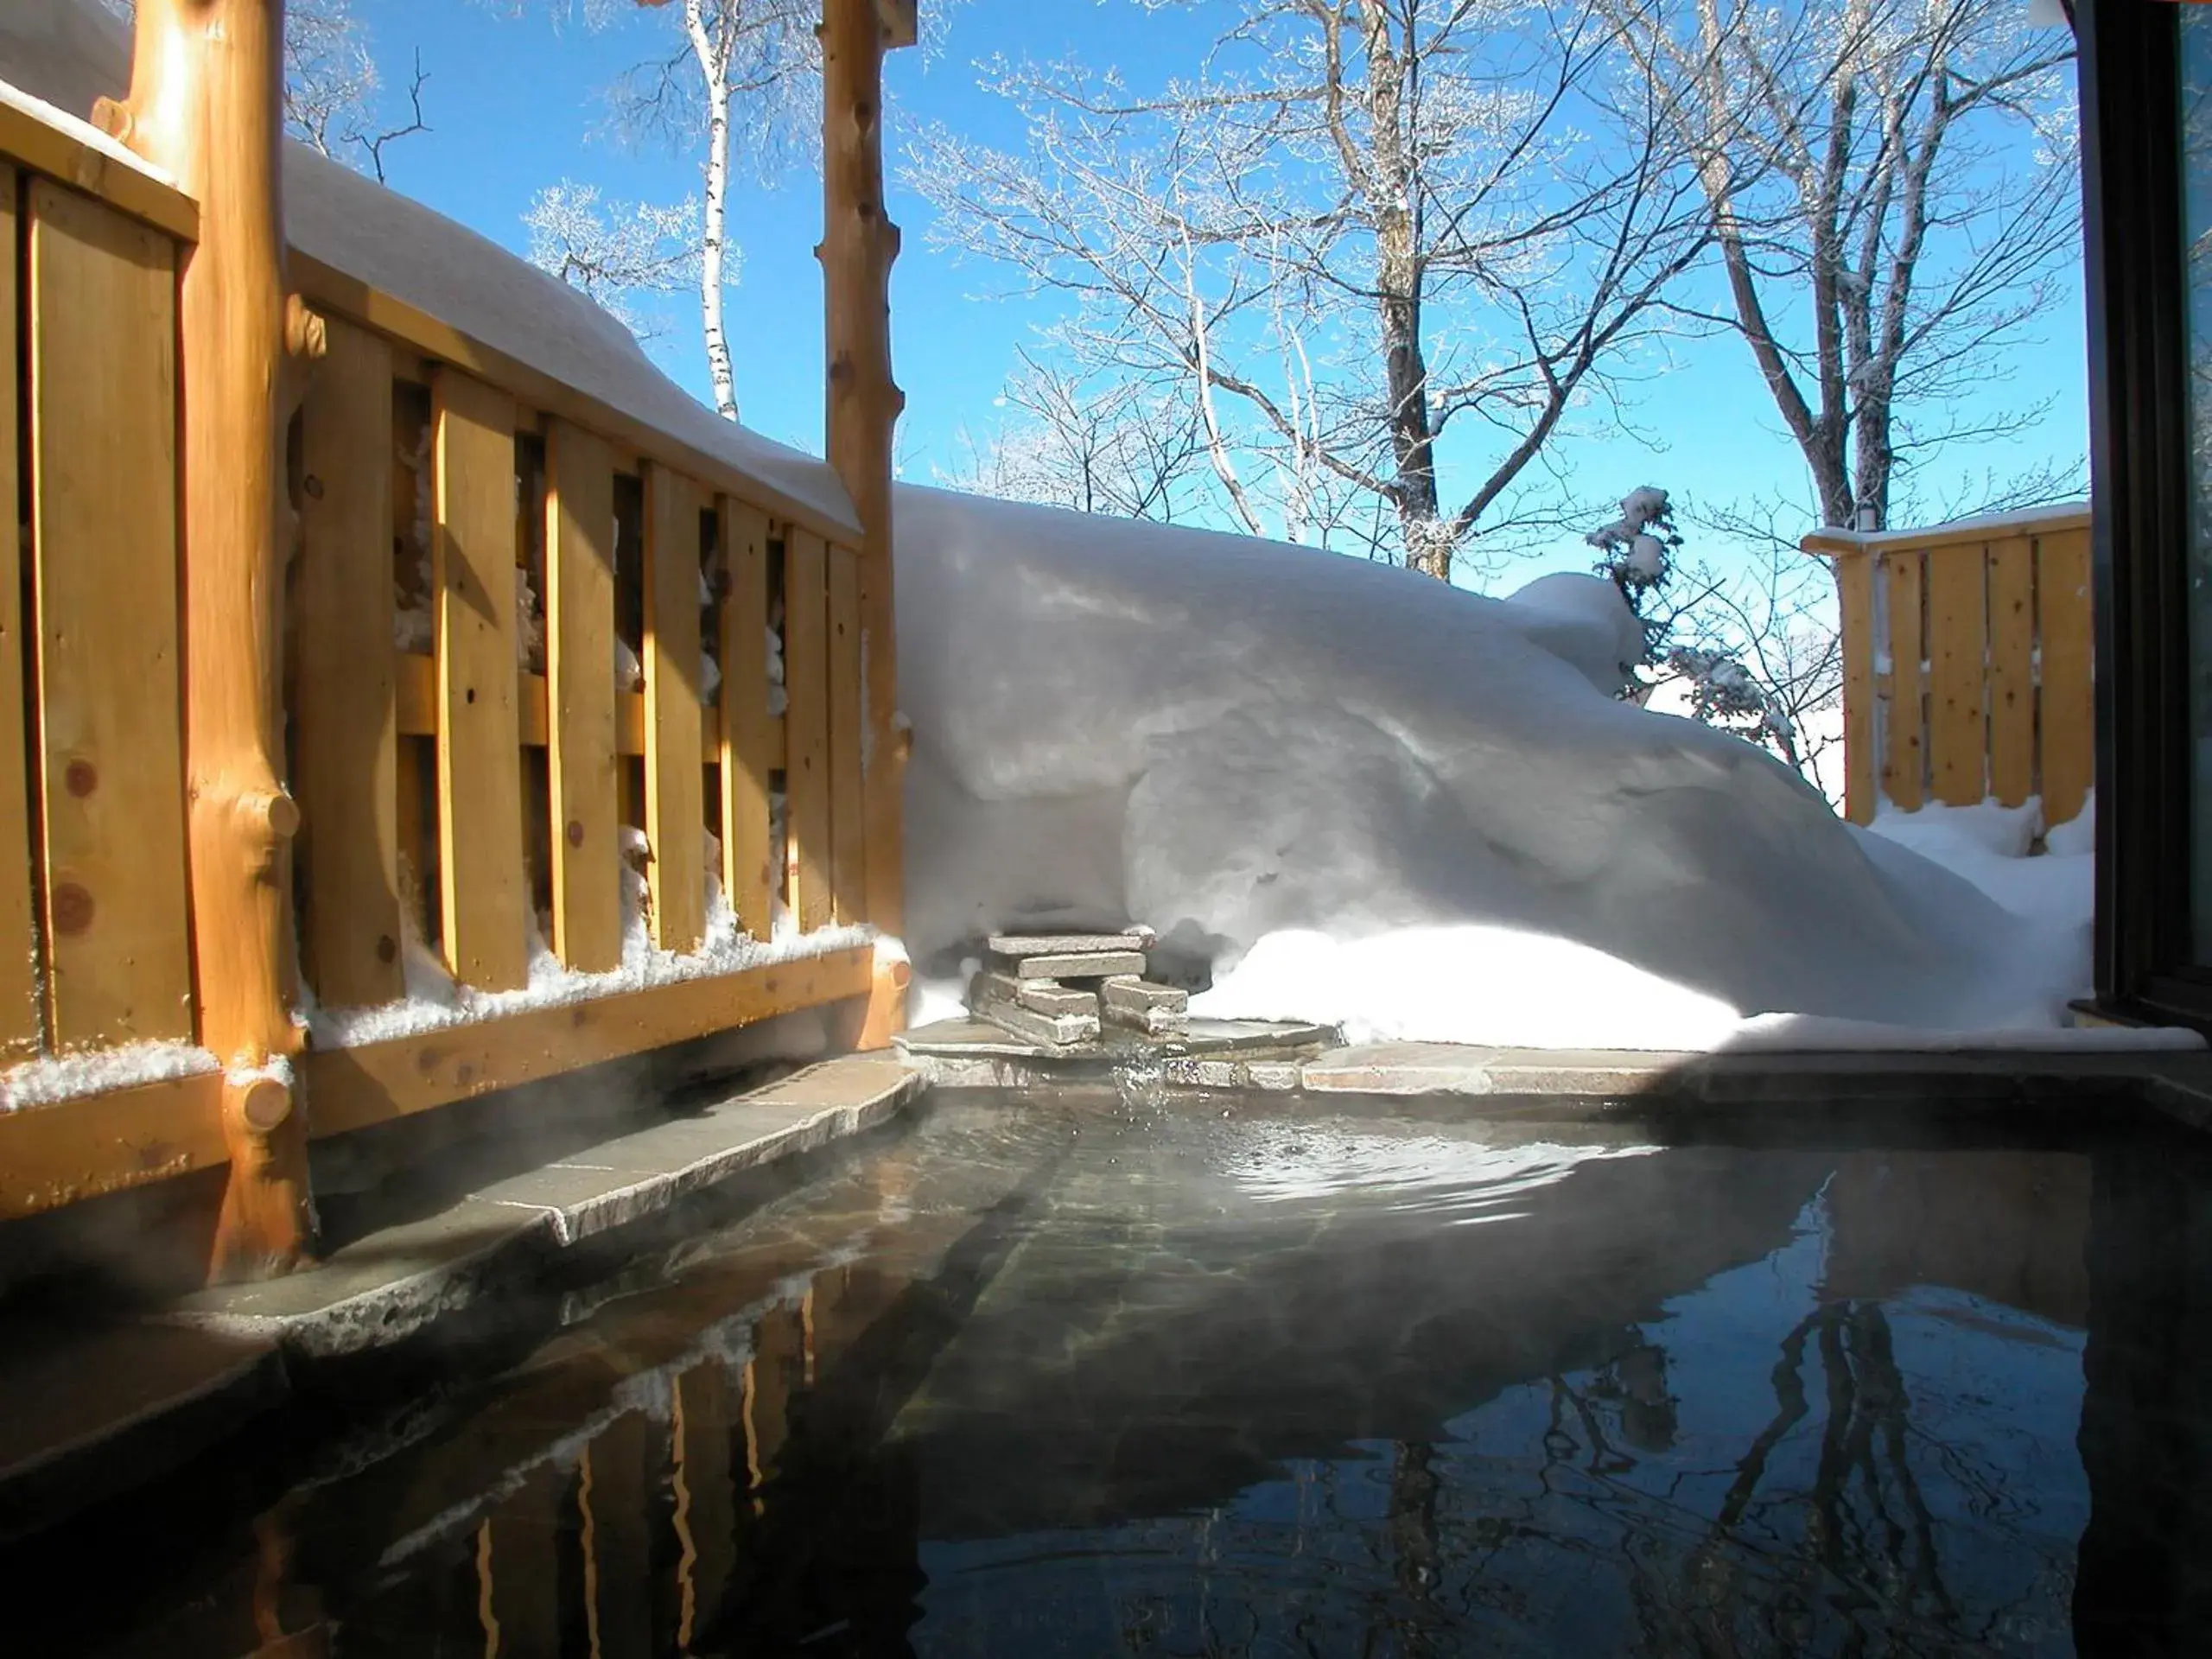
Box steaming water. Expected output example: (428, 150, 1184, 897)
(23, 1091, 2212, 1656)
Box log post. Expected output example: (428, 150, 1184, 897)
(820, 0, 913, 1049)
(103, 0, 319, 1280)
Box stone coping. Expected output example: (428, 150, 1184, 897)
(163, 1057, 927, 1359)
(900, 1036, 2212, 1131)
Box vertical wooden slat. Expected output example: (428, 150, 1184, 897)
(580, 1410, 658, 1659)
(1834, 553, 1878, 826)
(827, 543, 867, 925)
(294, 319, 403, 1007)
(0, 173, 39, 1055)
(1986, 536, 2037, 810)
(784, 531, 833, 932)
(431, 369, 526, 991)
(2038, 525, 2095, 831)
(717, 500, 774, 940)
(1881, 551, 1925, 813)
(673, 1362, 738, 1652)
(1925, 545, 1987, 806)
(644, 466, 706, 953)
(27, 181, 193, 1046)
(544, 420, 620, 971)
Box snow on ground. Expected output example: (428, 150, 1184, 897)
(895, 486, 2191, 1052)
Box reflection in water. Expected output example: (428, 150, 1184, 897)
(19, 1097, 2212, 1656)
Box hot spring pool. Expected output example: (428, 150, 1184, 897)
(25, 1090, 2212, 1656)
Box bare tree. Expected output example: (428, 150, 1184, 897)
(523, 182, 703, 338)
(944, 353, 1211, 520)
(909, 0, 1713, 582)
(108, 0, 429, 176)
(1608, 0, 2078, 531)
(599, 0, 822, 420)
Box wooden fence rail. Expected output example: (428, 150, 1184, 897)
(1804, 506, 2094, 830)
(0, 67, 899, 1246)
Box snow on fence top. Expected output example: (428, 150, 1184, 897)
(1801, 500, 2089, 554)
(0, 0, 861, 541)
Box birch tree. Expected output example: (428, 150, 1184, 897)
(1607, 0, 2078, 531)
(910, 0, 1714, 582)
(599, 0, 821, 420)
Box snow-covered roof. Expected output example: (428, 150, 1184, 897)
(0, 0, 860, 539)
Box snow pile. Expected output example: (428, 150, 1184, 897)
(895, 486, 2185, 1050)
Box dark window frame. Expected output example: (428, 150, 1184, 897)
(2082, 0, 2212, 1027)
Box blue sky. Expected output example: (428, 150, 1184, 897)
(357, 0, 2088, 584)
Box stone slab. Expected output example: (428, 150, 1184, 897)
(893, 1015, 1338, 1063)
(0, 1319, 288, 1540)
(974, 996, 1101, 1048)
(167, 1199, 558, 1357)
(1012, 950, 1148, 982)
(972, 969, 1097, 1019)
(1100, 975, 1188, 1014)
(988, 930, 1154, 958)
(166, 1057, 928, 1356)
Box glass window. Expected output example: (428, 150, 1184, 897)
(2180, 7, 2212, 957)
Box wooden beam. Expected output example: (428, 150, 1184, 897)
(26, 182, 196, 1053)
(875, 0, 920, 49)
(1802, 508, 2090, 560)
(290, 253, 863, 550)
(718, 501, 775, 941)
(431, 370, 529, 992)
(643, 467, 707, 953)
(302, 945, 875, 1138)
(545, 420, 623, 973)
(0, 172, 41, 1058)
(111, 0, 319, 1280)
(783, 530, 833, 932)
(0, 99, 199, 243)
(0, 1070, 227, 1221)
(822, 0, 910, 1041)
(391, 655, 782, 765)
(828, 545, 867, 924)
(295, 319, 404, 1008)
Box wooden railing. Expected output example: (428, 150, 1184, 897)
(1804, 505, 2094, 830)
(0, 89, 893, 1225)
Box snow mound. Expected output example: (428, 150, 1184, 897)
(896, 486, 2149, 1047)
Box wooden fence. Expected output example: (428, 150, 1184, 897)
(1804, 505, 2094, 830)
(0, 91, 896, 1228)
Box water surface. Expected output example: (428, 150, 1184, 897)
(29, 1092, 2212, 1656)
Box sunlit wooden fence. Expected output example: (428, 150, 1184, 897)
(1804, 505, 2094, 831)
(0, 99, 887, 1221)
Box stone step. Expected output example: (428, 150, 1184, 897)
(1101, 975, 1190, 1035)
(988, 928, 1154, 959)
(0, 1318, 288, 1541)
(971, 969, 1098, 1020)
(973, 995, 1101, 1048)
(1010, 950, 1148, 982)
(164, 1056, 929, 1361)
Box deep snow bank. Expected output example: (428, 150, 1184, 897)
(895, 486, 2151, 1046)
